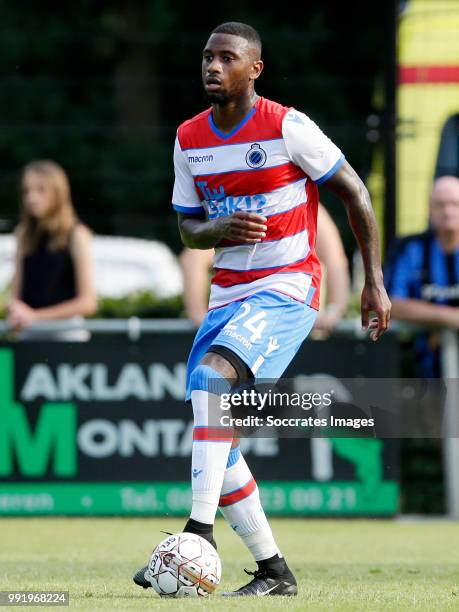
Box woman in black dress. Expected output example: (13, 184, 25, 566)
(7, 160, 97, 337)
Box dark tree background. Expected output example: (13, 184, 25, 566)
(0, 1, 389, 254)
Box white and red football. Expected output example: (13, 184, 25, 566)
(145, 532, 222, 598)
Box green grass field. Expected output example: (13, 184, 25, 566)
(0, 518, 458, 610)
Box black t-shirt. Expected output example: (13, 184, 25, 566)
(21, 231, 76, 308)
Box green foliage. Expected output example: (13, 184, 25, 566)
(0, 288, 184, 320)
(95, 291, 184, 319)
(0, 290, 7, 319)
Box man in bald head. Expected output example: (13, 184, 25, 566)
(385, 176, 459, 375)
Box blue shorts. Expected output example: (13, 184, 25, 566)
(185, 290, 317, 401)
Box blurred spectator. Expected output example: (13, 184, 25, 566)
(180, 203, 350, 333)
(7, 160, 96, 339)
(385, 176, 459, 375)
(180, 247, 214, 326)
(313, 204, 350, 333)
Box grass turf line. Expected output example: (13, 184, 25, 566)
(0, 518, 458, 610)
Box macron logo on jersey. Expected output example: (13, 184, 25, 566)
(188, 153, 214, 163)
(188, 155, 214, 164)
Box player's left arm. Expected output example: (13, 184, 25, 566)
(323, 161, 391, 341)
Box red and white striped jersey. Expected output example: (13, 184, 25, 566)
(172, 97, 344, 310)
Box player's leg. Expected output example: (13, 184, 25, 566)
(210, 291, 317, 596)
(219, 440, 279, 560)
(178, 303, 247, 547)
(185, 334, 293, 594)
(134, 302, 244, 589)
(182, 352, 236, 547)
(217, 438, 297, 596)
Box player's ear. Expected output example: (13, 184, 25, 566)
(250, 60, 264, 81)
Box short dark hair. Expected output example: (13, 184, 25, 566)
(211, 22, 262, 55)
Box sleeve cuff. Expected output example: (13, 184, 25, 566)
(315, 154, 345, 185)
(173, 203, 205, 214)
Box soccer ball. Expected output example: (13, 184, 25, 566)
(145, 532, 222, 598)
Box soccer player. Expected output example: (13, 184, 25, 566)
(134, 21, 391, 597)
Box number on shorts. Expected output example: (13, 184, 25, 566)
(225, 303, 251, 331)
(225, 304, 267, 343)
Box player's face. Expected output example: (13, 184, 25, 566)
(202, 33, 262, 104)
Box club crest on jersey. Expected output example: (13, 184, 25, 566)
(245, 143, 267, 169)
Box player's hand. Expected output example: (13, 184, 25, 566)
(217, 211, 267, 244)
(361, 281, 391, 341)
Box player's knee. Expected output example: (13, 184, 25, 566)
(189, 364, 231, 395)
(201, 351, 239, 380)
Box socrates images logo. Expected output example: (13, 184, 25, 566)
(245, 143, 267, 169)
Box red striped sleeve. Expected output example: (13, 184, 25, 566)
(219, 477, 257, 507)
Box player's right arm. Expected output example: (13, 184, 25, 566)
(172, 133, 266, 248)
(177, 211, 267, 249)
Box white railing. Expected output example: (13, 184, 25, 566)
(0, 317, 195, 340)
(0, 316, 404, 338)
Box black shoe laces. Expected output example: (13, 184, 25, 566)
(234, 568, 271, 595)
(244, 568, 268, 579)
